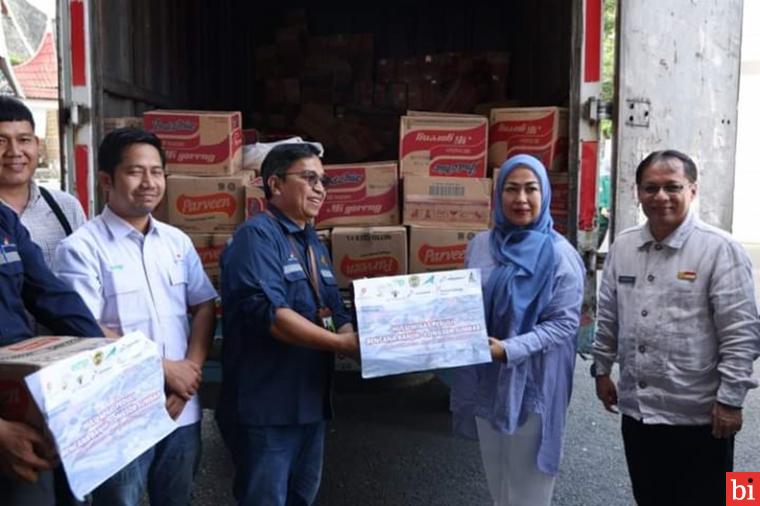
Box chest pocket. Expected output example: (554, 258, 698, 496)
(284, 263, 317, 316)
(103, 267, 145, 331)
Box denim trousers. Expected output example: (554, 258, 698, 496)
(91, 422, 201, 506)
(223, 421, 326, 506)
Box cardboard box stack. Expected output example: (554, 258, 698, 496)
(408, 226, 486, 274)
(403, 175, 491, 230)
(488, 107, 570, 236)
(249, 10, 510, 163)
(399, 112, 488, 178)
(189, 234, 229, 288)
(331, 226, 408, 289)
(316, 161, 399, 228)
(140, 110, 246, 288)
(144, 110, 244, 176)
(488, 107, 568, 171)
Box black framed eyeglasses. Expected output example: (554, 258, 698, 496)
(639, 183, 689, 195)
(282, 170, 330, 189)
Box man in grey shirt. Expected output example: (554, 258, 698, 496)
(0, 96, 86, 266)
(592, 149, 760, 506)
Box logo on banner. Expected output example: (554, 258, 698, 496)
(727, 473, 760, 505)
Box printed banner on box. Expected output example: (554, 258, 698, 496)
(353, 269, 491, 378)
(24, 332, 177, 500)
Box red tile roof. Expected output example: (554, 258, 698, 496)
(13, 31, 57, 100)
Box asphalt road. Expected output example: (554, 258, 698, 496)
(190, 358, 760, 505)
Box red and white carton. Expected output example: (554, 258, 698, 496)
(189, 233, 230, 288)
(549, 172, 570, 213)
(316, 161, 399, 229)
(399, 113, 488, 178)
(330, 226, 407, 289)
(244, 175, 267, 219)
(403, 175, 492, 229)
(166, 175, 245, 232)
(408, 226, 486, 273)
(488, 107, 568, 171)
(144, 110, 243, 176)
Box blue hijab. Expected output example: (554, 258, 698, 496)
(485, 154, 556, 340)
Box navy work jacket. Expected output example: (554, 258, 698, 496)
(217, 205, 350, 427)
(0, 203, 102, 345)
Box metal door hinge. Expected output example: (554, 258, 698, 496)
(585, 97, 613, 123)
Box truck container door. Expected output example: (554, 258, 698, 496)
(570, 0, 605, 352)
(611, 0, 743, 235)
(57, 0, 96, 216)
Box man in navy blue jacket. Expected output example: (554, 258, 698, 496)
(0, 201, 102, 501)
(217, 143, 359, 506)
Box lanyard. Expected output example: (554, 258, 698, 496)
(264, 209, 324, 308)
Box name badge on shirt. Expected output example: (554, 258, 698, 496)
(317, 307, 336, 332)
(618, 275, 636, 284)
(283, 258, 304, 275)
(677, 271, 697, 281)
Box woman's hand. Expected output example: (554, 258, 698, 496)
(488, 337, 506, 363)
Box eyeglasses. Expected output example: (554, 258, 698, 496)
(639, 183, 689, 195)
(283, 170, 330, 189)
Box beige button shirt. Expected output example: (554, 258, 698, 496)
(593, 211, 760, 425)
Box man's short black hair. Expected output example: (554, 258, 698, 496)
(98, 127, 166, 177)
(635, 149, 698, 185)
(0, 95, 35, 129)
(260, 143, 321, 199)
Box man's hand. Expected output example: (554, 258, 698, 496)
(488, 338, 506, 363)
(595, 375, 619, 413)
(165, 393, 188, 420)
(0, 419, 55, 483)
(163, 359, 201, 401)
(336, 332, 360, 360)
(712, 402, 742, 439)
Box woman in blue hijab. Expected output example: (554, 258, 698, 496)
(451, 154, 585, 505)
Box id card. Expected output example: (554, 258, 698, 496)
(318, 307, 336, 332)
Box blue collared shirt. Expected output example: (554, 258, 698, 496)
(217, 205, 350, 426)
(0, 203, 101, 345)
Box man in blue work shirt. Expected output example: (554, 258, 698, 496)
(217, 143, 359, 506)
(0, 200, 103, 503)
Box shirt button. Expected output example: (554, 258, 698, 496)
(654, 244, 663, 251)
(647, 274, 655, 282)
(638, 344, 646, 353)
(638, 380, 647, 388)
(641, 310, 648, 317)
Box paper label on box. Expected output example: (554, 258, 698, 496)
(354, 269, 491, 378)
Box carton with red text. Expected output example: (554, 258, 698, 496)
(166, 175, 245, 232)
(403, 175, 492, 229)
(316, 162, 399, 229)
(330, 226, 407, 289)
(399, 113, 488, 178)
(408, 226, 486, 273)
(488, 107, 568, 171)
(189, 234, 230, 288)
(244, 175, 267, 219)
(144, 110, 243, 176)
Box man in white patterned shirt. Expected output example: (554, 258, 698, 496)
(0, 96, 85, 265)
(55, 128, 217, 506)
(592, 150, 760, 506)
